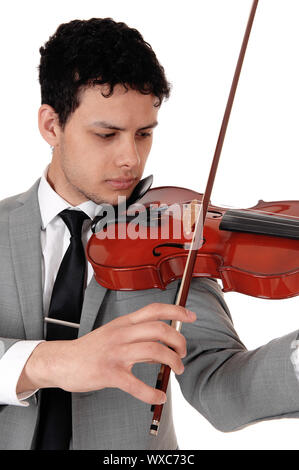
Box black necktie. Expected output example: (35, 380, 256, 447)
(35, 209, 89, 450)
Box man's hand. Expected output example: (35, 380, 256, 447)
(17, 303, 196, 404)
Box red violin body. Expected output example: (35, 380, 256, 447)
(86, 186, 299, 300)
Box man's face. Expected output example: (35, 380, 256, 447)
(49, 84, 159, 206)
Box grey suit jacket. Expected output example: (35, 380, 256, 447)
(1, 180, 299, 450)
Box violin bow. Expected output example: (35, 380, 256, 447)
(150, 0, 259, 436)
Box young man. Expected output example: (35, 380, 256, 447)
(1, 17, 299, 450)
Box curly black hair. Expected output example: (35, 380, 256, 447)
(39, 18, 171, 128)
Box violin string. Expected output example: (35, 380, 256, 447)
(219, 213, 299, 229)
(181, 201, 299, 222)
(149, 201, 299, 221)
(144, 207, 299, 225)
(129, 214, 299, 229)
(231, 207, 299, 221)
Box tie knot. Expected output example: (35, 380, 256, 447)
(59, 209, 90, 238)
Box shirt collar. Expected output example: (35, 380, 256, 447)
(38, 165, 103, 229)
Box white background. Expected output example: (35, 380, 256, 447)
(1, 0, 299, 449)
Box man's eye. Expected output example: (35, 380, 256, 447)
(96, 133, 115, 139)
(137, 132, 152, 138)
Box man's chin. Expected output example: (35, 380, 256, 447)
(105, 186, 138, 207)
(79, 180, 138, 206)
(85, 191, 131, 207)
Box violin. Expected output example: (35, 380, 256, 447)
(87, 0, 265, 435)
(86, 187, 299, 300)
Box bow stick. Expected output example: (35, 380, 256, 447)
(150, 0, 260, 436)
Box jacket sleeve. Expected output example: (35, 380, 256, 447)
(176, 277, 299, 431)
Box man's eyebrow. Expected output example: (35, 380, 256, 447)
(138, 121, 158, 131)
(90, 121, 158, 131)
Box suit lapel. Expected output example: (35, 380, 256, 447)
(9, 178, 108, 340)
(9, 179, 44, 340)
(78, 276, 107, 337)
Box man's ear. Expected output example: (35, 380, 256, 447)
(38, 104, 62, 146)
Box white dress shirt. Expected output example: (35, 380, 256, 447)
(0, 166, 103, 406)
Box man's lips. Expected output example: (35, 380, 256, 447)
(105, 178, 137, 189)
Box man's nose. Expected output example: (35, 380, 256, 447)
(115, 136, 140, 168)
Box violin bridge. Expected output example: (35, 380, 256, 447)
(183, 199, 200, 236)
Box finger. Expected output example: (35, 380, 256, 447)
(117, 371, 167, 405)
(116, 303, 196, 327)
(118, 321, 187, 358)
(123, 342, 184, 375)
